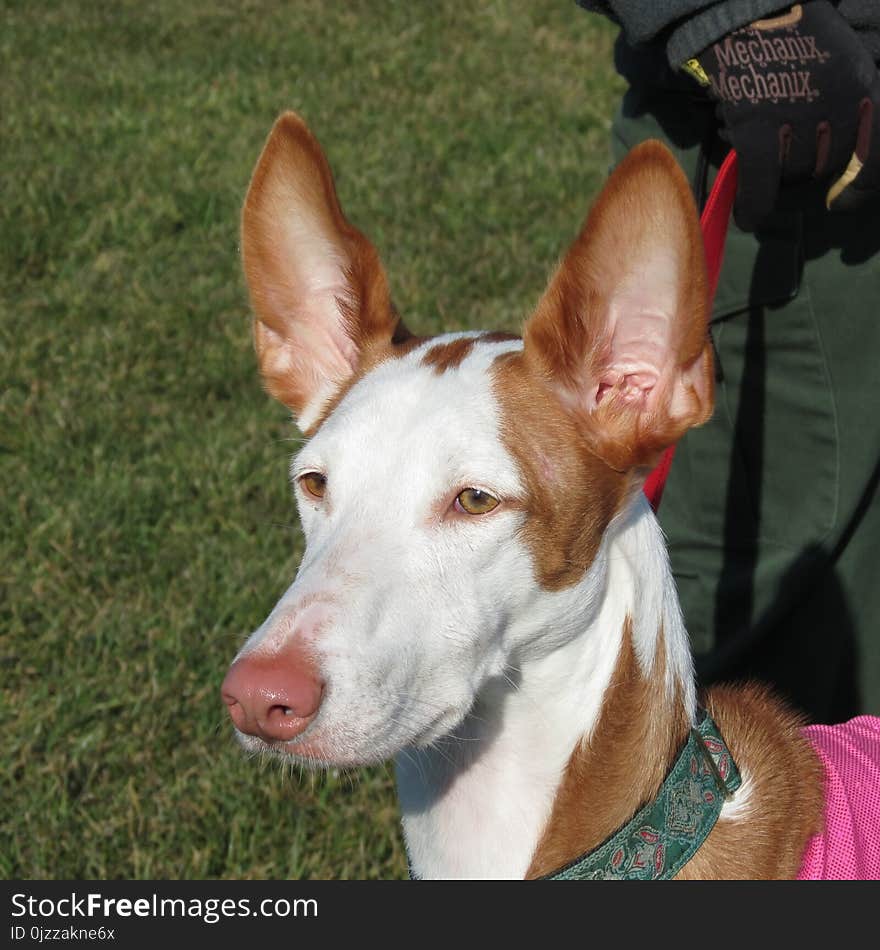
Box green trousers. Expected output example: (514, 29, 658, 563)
(611, 83, 880, 722)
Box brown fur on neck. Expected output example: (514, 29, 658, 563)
(526, 618, 690, 878)
(526, 623, 824, 880)
(677, 683, 824, 879)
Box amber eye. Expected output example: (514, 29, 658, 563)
(299, 472, 327, 499)
(456, 488, 499, 515)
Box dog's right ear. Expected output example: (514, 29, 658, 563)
(521, 141, 713, 474)
(241, 112, 406, 432)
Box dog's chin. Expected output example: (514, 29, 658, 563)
(234, 730, 384, 770)
(233, 703, 470, 769)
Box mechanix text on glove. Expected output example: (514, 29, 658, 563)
(683, 1, 880, 230)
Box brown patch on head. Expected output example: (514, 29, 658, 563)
(421, 337, 477, 374)
(527, 618, 690, 878)
(479, 331, 521, 345)
(310, 330, 520, 436)
(493, 348, 630, 591)
(421, 332, 522, 375)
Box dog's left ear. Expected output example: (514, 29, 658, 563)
(522, 141, 713, 472)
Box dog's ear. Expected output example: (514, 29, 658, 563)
(522, 141, 713, 472)
(241, 112, 406, 431)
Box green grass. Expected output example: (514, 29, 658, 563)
(1, 0, 624, 879)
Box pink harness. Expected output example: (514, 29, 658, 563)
(797, 716, 880, 879)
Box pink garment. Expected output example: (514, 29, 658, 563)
(797, 715, 880, 880)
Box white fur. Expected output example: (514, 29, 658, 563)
(719, 769, 753, 823)
(237, 335, 529, 766)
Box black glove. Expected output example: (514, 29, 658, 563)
(682, 1, 880, 230)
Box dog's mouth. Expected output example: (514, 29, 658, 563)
(235, 725, 361, 769)
(233, 699, 469, 769)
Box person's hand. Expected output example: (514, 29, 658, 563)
(682, 1, 880, 230)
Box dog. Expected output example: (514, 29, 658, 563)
(222, 112, 880, 879)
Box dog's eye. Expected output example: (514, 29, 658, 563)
(456, 488, 499, 515)
(299, 472, 327, 499)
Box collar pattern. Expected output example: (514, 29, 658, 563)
(544, 710, 742, 880)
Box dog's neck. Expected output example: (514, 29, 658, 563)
(395, 493, 697, 879)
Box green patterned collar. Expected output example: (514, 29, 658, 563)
(543, 709, 742, 880)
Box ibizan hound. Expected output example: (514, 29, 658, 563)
(221, 113, 880, 880)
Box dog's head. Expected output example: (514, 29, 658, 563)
(221, 113, 711, 767)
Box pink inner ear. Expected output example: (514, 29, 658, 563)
(259, 297, 359, 383)
(596, 306, 669, 408)
(593, 245, 678, 412)
(254, 273, 364, 426)
(262, 267, 361, 364)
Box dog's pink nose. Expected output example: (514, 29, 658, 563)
(221, 643, 324, 742)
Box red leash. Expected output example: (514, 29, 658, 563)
(643, 149, 739, 512)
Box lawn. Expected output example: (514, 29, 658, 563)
(1, 0, 624, 879)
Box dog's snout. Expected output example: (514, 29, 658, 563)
(222, 643, 324, 743)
